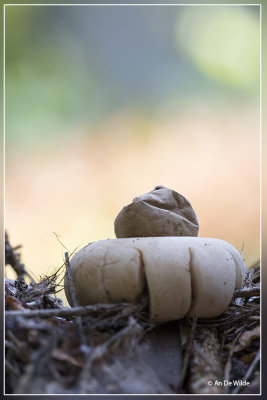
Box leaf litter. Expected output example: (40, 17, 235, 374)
(4, 232, 260, 394)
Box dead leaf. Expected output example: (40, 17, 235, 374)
(241, 351, 256, 364)
(226, 326, 260, 352)
(6, 296, 26, 311)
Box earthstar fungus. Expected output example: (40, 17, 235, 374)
(64, 186, 246, 323)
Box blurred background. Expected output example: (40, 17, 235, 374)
(5, 4, 260, 302)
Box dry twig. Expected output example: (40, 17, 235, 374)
(233, 287, 260, 298)
(5, 231, 34, 281)
(5, 302, 131, 319)
(232, 350, 260, 394)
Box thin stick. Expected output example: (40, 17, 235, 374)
(53, 232, 70, 252)
(232, 349, 260, 394)
(233, 287, 260, 298)
(5, 232, 34, 282)
(5, 302, 130, 319)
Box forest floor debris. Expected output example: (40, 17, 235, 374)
(4, 232, 260, 394)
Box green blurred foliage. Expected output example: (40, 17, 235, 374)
(5, 5, 260, 148)
(175, 6, 260, 91)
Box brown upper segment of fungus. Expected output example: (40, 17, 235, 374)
(114, 186, 199, 238)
